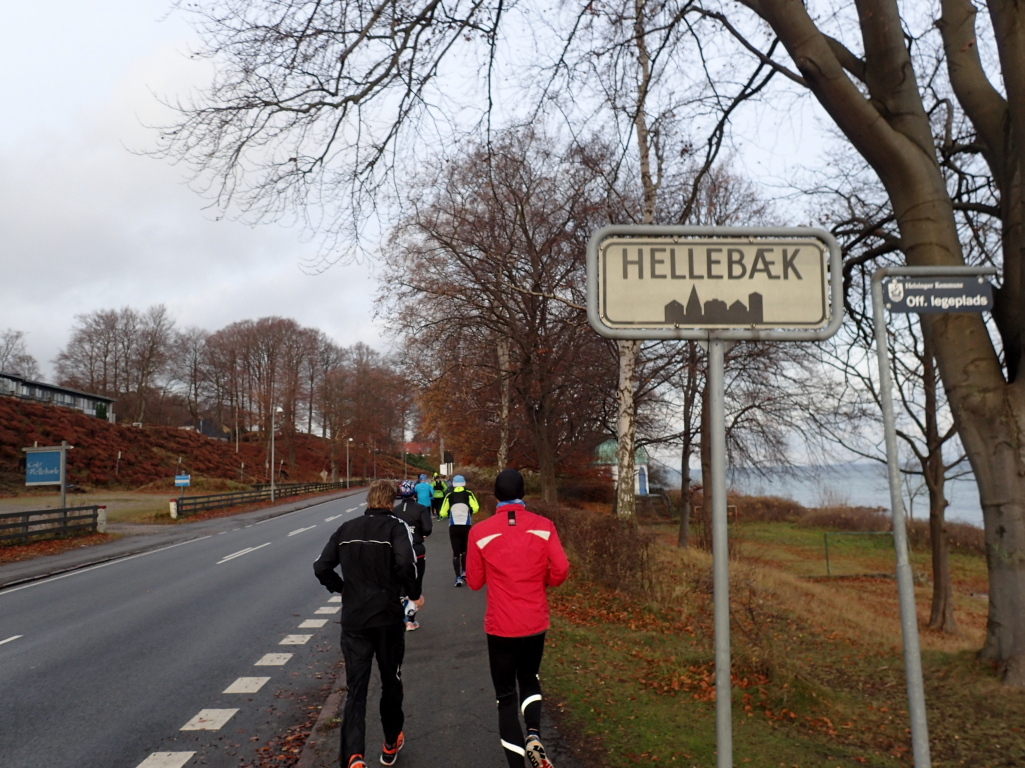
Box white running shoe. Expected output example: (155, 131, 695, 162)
(525, 735, 554, 768)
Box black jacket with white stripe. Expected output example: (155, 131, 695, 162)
(313, 507, 420, 631)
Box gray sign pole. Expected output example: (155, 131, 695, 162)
(60, 441, 69, 510)
(587, 226, 842, 768)
(870, 264, 996, 768)
(708, 337, 732, 767)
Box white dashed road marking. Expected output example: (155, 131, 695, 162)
(288, 526, 317, 536)
(223, 677, 271, 694)
(0, 635, 23, 646)
(135, 752, 196, 768)
(325, 514, 344, 522)
(255, 653, 293, 666)
(316, 606, 341, 614)
(280, 634, 312, 645)
(299, 619, 329, 629)
(216, 544, 270, 565)
(328, 595, 341, 603)
(181, 708, 238, 730)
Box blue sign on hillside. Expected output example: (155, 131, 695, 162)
(25, 450, 62, 486)
(175, 474, 191, 487)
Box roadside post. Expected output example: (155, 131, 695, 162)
(23, 440, 74, 509)
(870, 265, 997, 768)
(587, 225, 842, 768)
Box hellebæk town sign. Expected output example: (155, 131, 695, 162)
(592, 230, 832, 335)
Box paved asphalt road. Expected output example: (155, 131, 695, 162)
(0, 492, 583, 768)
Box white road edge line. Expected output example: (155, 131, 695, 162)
(0, 537, 212, 596)
(224, 676, 271, 694)
(0, 635, 23, 646)
(255, 653, 293, 666)
(135, 752, 196, 768)
(181, 708, 238, 730)
(216, 543, 270, 565)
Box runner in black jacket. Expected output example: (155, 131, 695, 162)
(314, 479, 421, 768)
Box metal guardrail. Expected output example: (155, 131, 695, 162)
(171, 482, 349, 518)
(0, 505, 104, 545)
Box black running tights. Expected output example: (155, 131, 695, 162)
(487, 632, 546, 768)
(449, 525, 470, 577)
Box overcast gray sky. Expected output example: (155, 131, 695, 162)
(0, 0, 384, 380)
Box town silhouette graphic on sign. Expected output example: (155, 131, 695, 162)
(664, 286, 764, 325)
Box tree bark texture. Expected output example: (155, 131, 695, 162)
(616, 339, 640, 518)
(744, 0, 1025, 684)
(497, 339, 511, 470)
(921, 327, 957, 633)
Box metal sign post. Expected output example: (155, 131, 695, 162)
(587, 225, 842, 768)
(870, 265, 996, 768)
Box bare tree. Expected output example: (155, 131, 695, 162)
(0, 330, 40, 379)
(381, 129, 616, 500)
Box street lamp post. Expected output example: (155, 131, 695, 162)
(270, 405, 283, 502)
(346, 437, 353, 488)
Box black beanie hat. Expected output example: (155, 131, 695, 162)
(494, 468, 525, 501)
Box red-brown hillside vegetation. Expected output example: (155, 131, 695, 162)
(0, 398, 349, 492)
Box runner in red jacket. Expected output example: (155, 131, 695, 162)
(466, 469, 569, 768)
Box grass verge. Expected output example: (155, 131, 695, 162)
(541, 500, 1025, 768)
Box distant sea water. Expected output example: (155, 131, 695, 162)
(682, 462, 984, 529)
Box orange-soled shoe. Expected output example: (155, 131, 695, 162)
(380, 731, 404, 765)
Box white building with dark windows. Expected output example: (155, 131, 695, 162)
(0, 372, 116, 421)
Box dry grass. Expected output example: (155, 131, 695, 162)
(539, 494, 1017, 767)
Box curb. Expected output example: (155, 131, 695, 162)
(296, 670, 346, 768)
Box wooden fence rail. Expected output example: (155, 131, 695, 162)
(0, 506, 103, 546)
(171, 481, 351, 518)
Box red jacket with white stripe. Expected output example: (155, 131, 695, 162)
(466, 502, 569, 637)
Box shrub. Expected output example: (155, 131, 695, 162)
(797, 504, 891, 531)
(558, 476, 615, 506)
(531, 499, 653, 595)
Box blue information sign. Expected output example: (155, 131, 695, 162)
(175, 474, 191, 487)
(25, 450, 62, 486)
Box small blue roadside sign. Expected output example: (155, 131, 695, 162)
(25, 449, 62, 486)
(175, 474, 191, 487)
(884, 276, 993, 313)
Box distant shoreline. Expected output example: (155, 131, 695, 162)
(660, 461, 984, 529)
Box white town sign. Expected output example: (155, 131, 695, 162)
(586, 226, 841, 341)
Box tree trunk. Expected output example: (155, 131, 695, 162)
(698, 390, 712, 551)
(616, 340, 640, 519)
(677, 341, 701, 548)
(918, 327, 958, 633)
(953, 395, 1025, 683)
(747, 0, 1025, 686)
(677, 446, 692, 548)
(535, 415, 559, 503)
(497, 339, 511, 470)
(928, 486, 956, 633)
